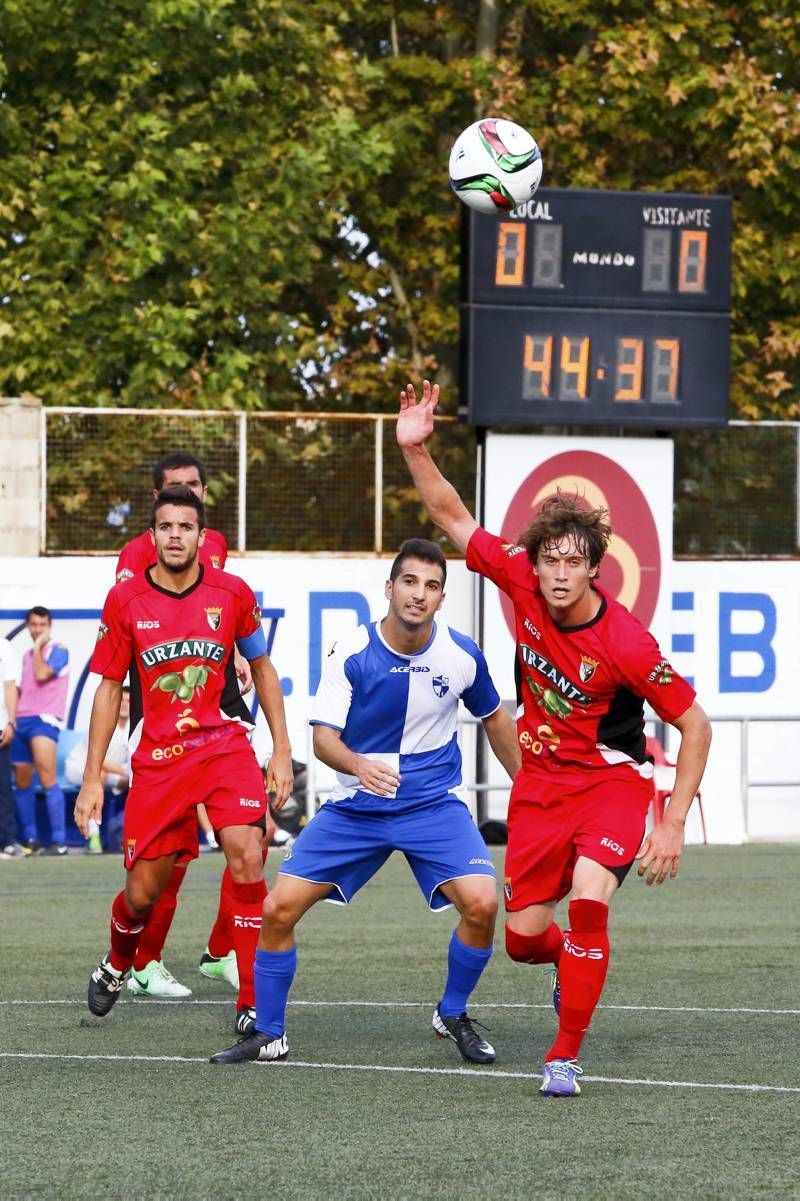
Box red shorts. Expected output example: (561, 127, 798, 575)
(123, 741, 266, 869)
(503, 768, 653, 910)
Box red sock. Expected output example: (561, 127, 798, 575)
(109, 891, 150, 974)
(206, 866, 235, 957)
(505, 922, 563, 964)
(229, 877, 267, 1008)
(132, 863, 187, 971)
(547, 899, 610, 1063)
(207, 849, 267, 958)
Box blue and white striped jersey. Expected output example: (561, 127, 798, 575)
(310, 620, 501, 813)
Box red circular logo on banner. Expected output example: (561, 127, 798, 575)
(498, 450, 661, 631)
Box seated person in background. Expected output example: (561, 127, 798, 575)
(12, 607, 71, 856)
(65, 687, 131, 854)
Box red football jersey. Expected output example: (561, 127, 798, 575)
(115, 527, 228, 584)
(91, 567, 265, 770)
(466, 528, 695, 785)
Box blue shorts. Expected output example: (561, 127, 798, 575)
(12, 716, 61, 763)
(278, 795, 496, 910)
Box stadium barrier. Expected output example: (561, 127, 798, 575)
(18, 405, 800, 558)
(304, 712, 800, 844)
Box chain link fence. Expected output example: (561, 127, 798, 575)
(43, 408, 477, 556)
(42, 409, 799, 558)
(674, 423, 800, 558)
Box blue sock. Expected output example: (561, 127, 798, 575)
(15, 786, 37, 842)
(254, 946, 297, 1038)
(439, 930, 493, 1018)
(45, 785, 66, 844)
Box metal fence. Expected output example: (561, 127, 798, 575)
(41, 408, 800, 557)
(42, 407, 476, 556)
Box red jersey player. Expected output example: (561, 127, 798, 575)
(114, 451, 251, 1002)
(76, 486, 293, 1037)
(115, 452, 228, 584)
(397, 379, 711, 1098)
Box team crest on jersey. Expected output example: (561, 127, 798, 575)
(116, 568, 134, 583)
(504, 877, 513, 901)
(579, 655, 599, 683)
(432, 674, 450, 698)
(126, 838, 136, 863)
(96, 622, 108, 642)
(252, 603, 262, 624)
(501, 542, 525, 558)
(210, 555, 221, 569)
(205, 606, 223, 631)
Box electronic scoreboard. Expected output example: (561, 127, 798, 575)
(461, 187, 732, 429)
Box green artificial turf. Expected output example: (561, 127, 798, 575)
(1, 845, 797, 1200)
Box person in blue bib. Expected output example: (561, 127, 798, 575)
(211, 538, 520, 1067)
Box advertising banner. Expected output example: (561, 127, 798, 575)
(480, 433, 674, 696)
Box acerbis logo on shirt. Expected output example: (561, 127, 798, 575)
(389, 665, 430, 673)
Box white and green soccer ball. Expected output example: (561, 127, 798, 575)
(448, 117, 543, 215)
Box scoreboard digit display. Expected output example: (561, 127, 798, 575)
(462, 187, 732, 429)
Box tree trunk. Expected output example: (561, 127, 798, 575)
(476, 0, 500, 58)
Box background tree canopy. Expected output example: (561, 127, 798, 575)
(0, 0, 798, 418)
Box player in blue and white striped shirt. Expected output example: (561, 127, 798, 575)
(211, 539, 520, 1067)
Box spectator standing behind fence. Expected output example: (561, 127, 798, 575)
(0, 637, 22, 858)
(65, 686, 131, 854)
(12, 607, 71, 856)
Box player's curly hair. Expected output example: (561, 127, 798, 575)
(518, 489, 611, 568)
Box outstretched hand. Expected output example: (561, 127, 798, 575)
(396, 380, 439, 449)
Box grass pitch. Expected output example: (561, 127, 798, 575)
(1, 845, 798, 1200)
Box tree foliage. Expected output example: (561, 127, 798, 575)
(0, 0, 798, 418)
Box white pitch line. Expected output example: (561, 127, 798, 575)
(0, 998, 798, 1016)
(0, 1051, 797, 1094)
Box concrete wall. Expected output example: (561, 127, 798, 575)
(0, 398, 41, 556)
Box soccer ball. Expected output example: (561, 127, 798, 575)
(448, 118, 542, 215)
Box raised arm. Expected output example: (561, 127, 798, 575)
(397, 380, 478, 554)
(32, 633, 55, 681)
